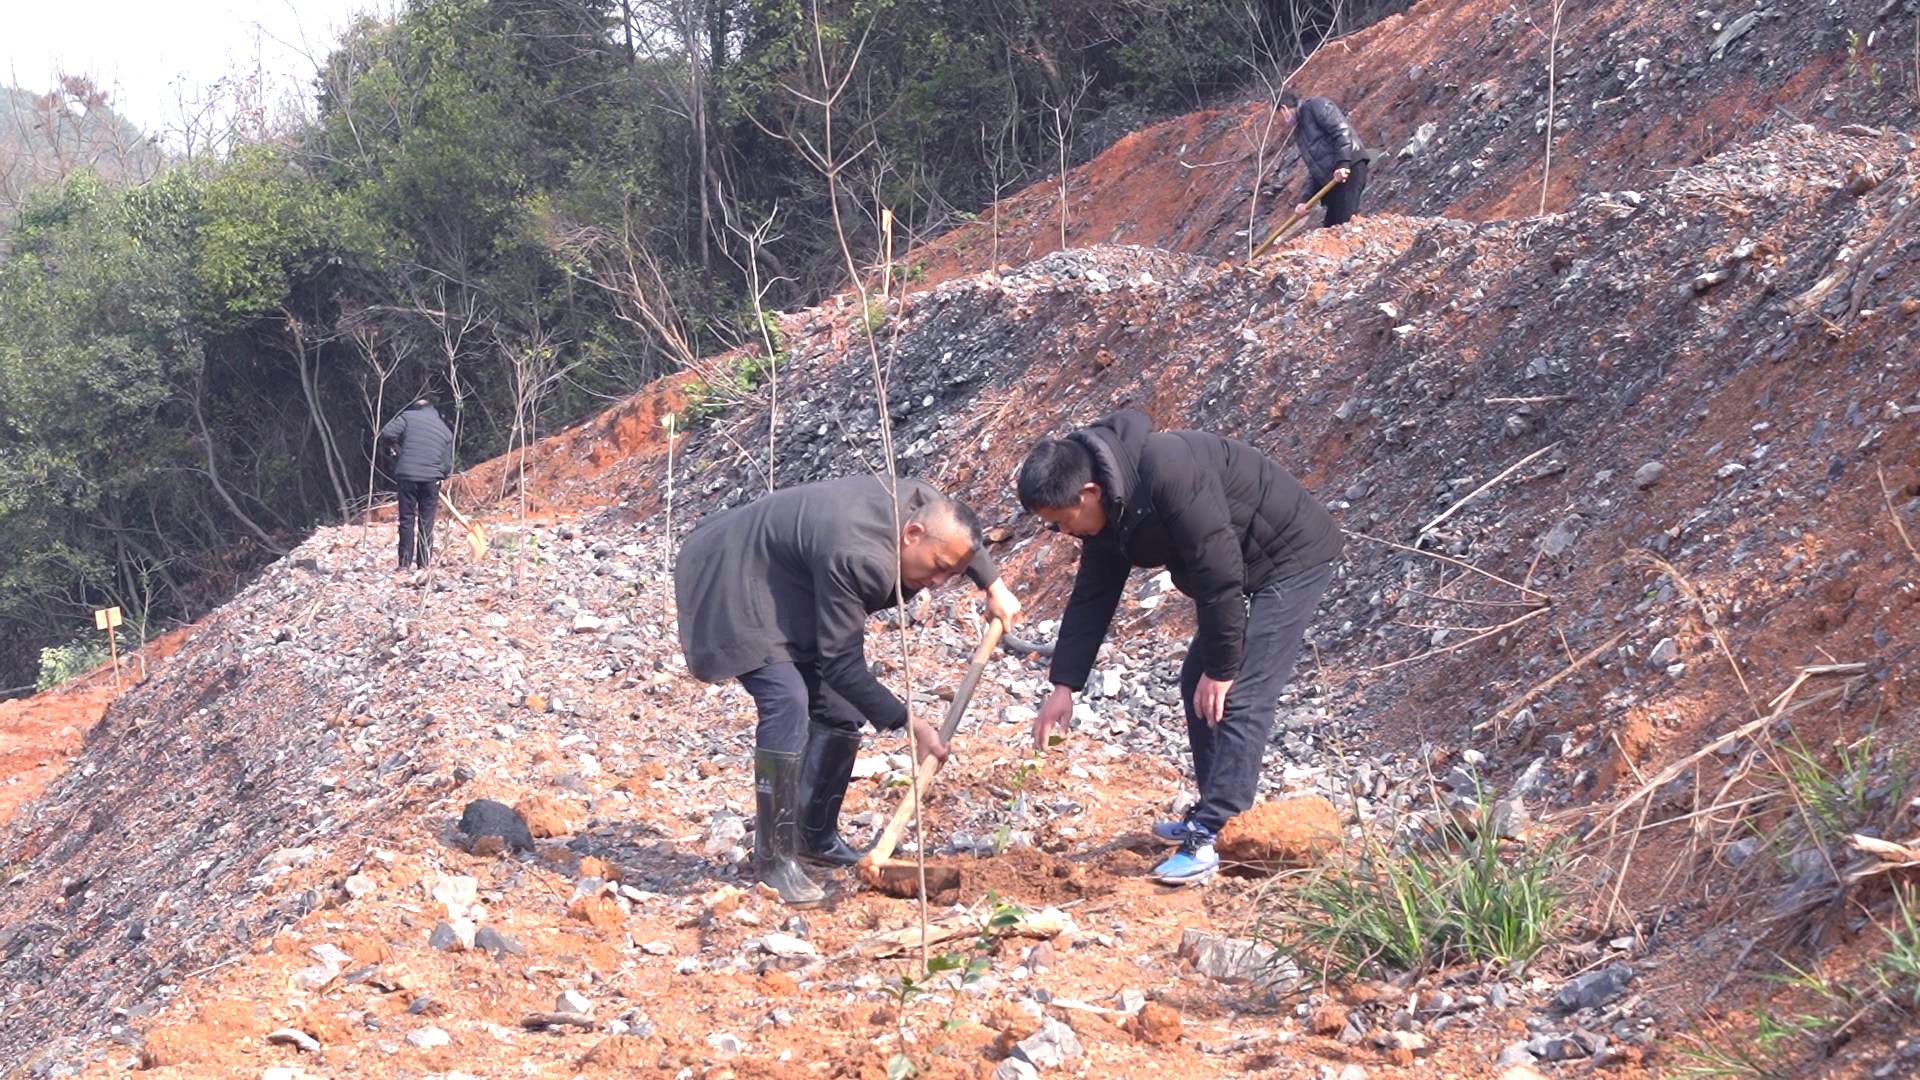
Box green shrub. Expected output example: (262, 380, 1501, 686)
(35, 638, 109, 691)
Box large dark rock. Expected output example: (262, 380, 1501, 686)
(458, 799, 534, 854)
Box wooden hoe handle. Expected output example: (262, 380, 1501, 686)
(861, 618, 1005, 868)
(1250, 174, 1341, 261)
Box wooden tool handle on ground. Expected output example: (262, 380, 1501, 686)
(437, 489, 490, 559)
(861, 619, 1005, 868)
(1250, 174, 1341, 261)
(437, 489, 475, 529)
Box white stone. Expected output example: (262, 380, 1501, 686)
(308, 943, 351, 967)
(406, 1025, 450, 1049)
(265, 1028, 320, 1053)
(343, 874, 377, 900)
(256, 846, 316, 875)
(429, 875, 478, 914)
(760, 933, 816, 957)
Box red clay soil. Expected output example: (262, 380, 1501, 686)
(0, 626, 189, 827)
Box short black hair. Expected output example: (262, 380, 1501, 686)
(1277, 89, 1299, 110)
(911, 496, 984, 550)
(1017, 439, 1094, 511)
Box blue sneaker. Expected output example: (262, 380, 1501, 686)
(1151, 818, 1204, 846)
(1151, 833, 1219, 885)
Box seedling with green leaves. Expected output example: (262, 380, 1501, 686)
(883, 896, 1028, 1079)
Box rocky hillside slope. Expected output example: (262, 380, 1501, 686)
(906, 0, 1920, 282)
(3, 2, 1919, 1077)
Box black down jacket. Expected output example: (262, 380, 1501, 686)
(380, 402, 455, 482)
(1048, 410, 1342, 690)
(1292, 96, 1370, 200)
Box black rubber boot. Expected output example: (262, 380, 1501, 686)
(754, 748, 824, 907)
(799, 727, 864, 867)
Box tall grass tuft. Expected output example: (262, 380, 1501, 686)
(1259, 798, 1562, 980)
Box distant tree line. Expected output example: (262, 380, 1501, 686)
(0, 0, 1402, 689)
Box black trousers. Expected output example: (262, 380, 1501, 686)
(1321, 158, 1369, 227)
(737, 661, 867, 754)
(396, 479, 439, 568)
(1179, 560, 1337, 834)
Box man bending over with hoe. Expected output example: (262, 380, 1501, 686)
(1017, 410, 1341, 884)
(1277, 88, 1374, 228)
(675, 476, 1023, 906)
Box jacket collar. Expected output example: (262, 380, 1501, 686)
(1069, 410, 1151, 539)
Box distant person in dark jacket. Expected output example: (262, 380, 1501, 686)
(1016, 410, 1341, 884)
(675, 475, 1023, 906)
(1277, 89, 1373, 228)
(379, 399, 455, 570)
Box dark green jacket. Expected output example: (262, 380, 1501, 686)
(673, 476, 997, 730)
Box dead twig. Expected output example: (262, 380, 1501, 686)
(1420, 442, 1562, 537)
(1878, 465, 1920, 568)
(1847, 833, 1920, 883)
(1364, 606, 1546, 674)
(1475, 629, 1627, 733)
(1346, 531, 1551, 602)
(1400, 589, 1541, 609)
(1593, 673, 1860, 832)
(1626, 552, 1758, 716)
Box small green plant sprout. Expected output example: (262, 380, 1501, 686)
(1846, 29, 1885, 89)
(883, 895, 1027, 1079)
(991, 759, 1041, 856)
(1873, 884, 1920, 1008)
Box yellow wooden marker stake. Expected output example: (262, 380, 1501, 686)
(94, 606, 123, 688)
(881, 207, 894, 301)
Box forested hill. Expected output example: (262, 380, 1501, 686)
(0, 0, 1403, 690)
(1, 78, 160, 222)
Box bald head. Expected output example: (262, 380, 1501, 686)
(899, 496, 983, 590)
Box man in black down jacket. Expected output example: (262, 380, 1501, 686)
(1278, 88, 1373, 228)
(675, 475, 1023, 905)
(379, 399, 455, 570)
(1017, 410, 1341, 884)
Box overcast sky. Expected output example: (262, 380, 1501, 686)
(3, 0, 388, 136)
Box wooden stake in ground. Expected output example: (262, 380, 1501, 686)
(881, 208, 894, 301)
(94, 606, 123, 688)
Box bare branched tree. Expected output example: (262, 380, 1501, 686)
(1044, 72, 1095, 251)
(720, 198, 792, 490)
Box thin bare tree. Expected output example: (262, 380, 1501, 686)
(1539, 0, 1568, 215)
(1044, 72, 1094, 251)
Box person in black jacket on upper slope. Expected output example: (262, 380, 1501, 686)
(1277, 89, 1374, 228)
(675, 475, 1023, 906)
(379, 399, 455, 571)
(1016, 410, 1341, 884)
